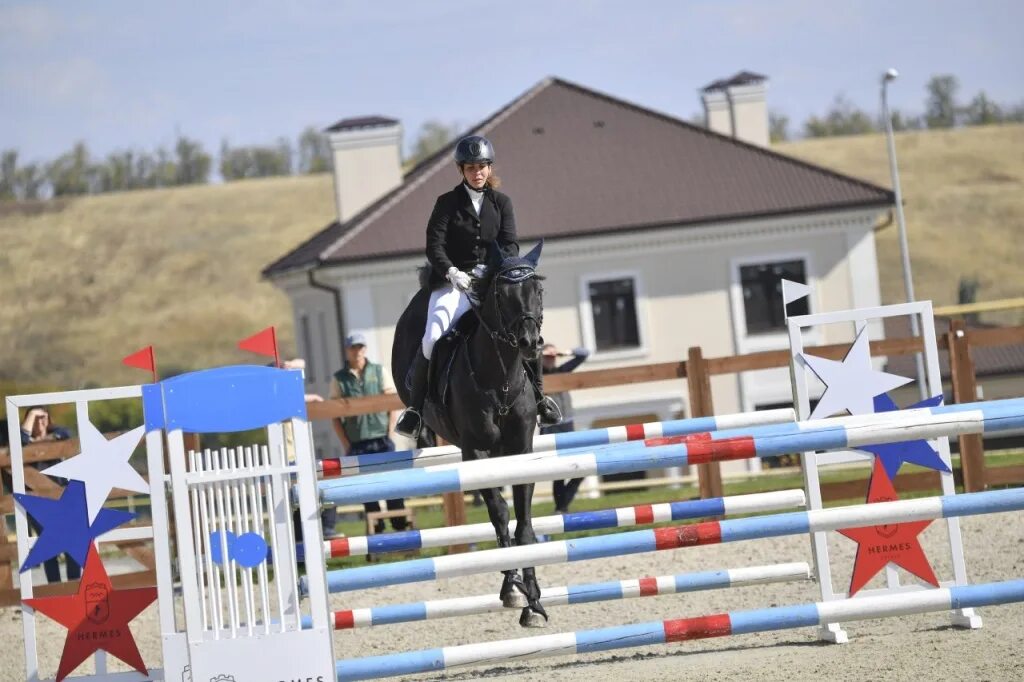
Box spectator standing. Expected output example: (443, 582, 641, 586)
(331, 333, 408, 534)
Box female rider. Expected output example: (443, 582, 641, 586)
(395, 135, 560, 439)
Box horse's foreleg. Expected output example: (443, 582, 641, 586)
(512, 482, 547, 628)
(479, 486, 526, 608)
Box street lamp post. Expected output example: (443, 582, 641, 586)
(882, 68, 928, 400)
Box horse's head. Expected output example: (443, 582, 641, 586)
(477, 240, 545, 359)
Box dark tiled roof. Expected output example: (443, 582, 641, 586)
(701, 71, 768, 92)
(324, 115, 399, 132)
(265, 76, 893, 277)
(884, 316, 1024, 378)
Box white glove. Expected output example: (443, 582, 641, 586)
(447, 266, 472, 292)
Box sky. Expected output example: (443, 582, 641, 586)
(2, 0, 1022, 164)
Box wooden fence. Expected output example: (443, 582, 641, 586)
(304, 320, 1024, 503)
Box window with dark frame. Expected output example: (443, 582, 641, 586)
(739, 259, 809, 335)
(589, 277, 640, 351)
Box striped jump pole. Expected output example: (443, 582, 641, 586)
(334, 578, 1024, 680)
(298, 489, 805, 561)
(316, 487, 1024, 593)
(318, 397, 1024, 507)
(306, 562, 809, 630)
(317, 408, 795, 478)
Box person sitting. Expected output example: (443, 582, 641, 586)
(395, 134, 561, 439)
(19, 406, 79, 584)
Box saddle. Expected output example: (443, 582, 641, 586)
(425, 312, 480, 407)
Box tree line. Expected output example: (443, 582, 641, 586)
(3, 74, 1020, 201)
(0, 126, 334, 201)
(769, 74, 1024, 142)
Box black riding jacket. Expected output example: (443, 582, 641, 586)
(425, 183, 520, 289)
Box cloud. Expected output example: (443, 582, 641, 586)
(0, 4, 64, 49)
(1, 56, 111, 108)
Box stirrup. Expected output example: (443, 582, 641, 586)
(537, 396, 562, 427)
(395, 408, 423, 439)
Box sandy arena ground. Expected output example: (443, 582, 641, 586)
(2, 512, 1022, 681)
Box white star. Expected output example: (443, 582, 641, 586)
(801, 326, 913, 420)
(42, 420, 148, 522)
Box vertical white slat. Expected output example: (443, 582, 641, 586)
(238, 447, 265, 630)
(145, 429, 180, 638)
(167, 430, 208, 645)
(267, 423, 301, 629)
(213, 448, 240, 636)
(289, 417, 332, 635)
(228, 447, 256, 634)
(244, 446, 273, 634)
(200, 449, 224, 636)
(188, 449, 209, 632)
(8, 396, 41, 682)
(259, 445, 288, 632)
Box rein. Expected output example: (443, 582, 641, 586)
(464, 264, 541, 416)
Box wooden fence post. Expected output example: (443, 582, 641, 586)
(0, 524, 12, 594)
(687, 346, 723, 499)
(436, 436, 469, 553)
(947, 319, 986, 492)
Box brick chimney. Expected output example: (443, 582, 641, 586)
(700, 72, 769, 147)
(324, 116, 403, 224)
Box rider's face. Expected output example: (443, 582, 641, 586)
(461, 163, 491, 189)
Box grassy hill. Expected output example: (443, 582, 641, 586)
(779, 123, 1024, 320)
(2, 124, 1022, 392)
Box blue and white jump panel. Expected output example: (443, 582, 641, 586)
(335, 579, 1024, 680)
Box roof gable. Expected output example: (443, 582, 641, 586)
(265, 77, 892, 277)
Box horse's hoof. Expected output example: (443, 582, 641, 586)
(519, 608, 548, 628)
(502, 592, 529, 608)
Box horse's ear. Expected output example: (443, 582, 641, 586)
(523, 239, 543, 267)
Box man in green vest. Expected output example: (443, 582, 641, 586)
(330, 332, 408, 534)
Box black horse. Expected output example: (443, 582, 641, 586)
(392, 241, 548, 628)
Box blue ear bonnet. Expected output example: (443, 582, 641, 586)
(496, 258, 537, 283)
(492, 239, 544, 282)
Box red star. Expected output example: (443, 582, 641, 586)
(837, 459, 940, 596)
(23, 545, 157, 682)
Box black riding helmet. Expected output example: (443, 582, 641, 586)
(454, 135, 494, 165)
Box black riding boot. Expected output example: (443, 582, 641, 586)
(396, 353, 429, 439)
(529, 356, 562, 427)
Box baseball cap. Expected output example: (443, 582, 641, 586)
(345, 332, 368, 347)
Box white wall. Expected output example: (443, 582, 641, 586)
(274, 207, 886, 463)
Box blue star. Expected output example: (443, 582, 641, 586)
(858, 393, 952, 480)
(14, 480, 135, 572)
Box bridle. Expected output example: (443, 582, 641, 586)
(465, 261, 543, 415)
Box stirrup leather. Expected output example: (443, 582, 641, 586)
(395, 407, 423, 439)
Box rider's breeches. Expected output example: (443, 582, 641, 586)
(422, 284, 472, 359)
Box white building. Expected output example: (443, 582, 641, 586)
(263, 74, 894, 471)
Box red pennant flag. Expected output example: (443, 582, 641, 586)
(122, 346, 157, 383)
(238, 326, 279, 367)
